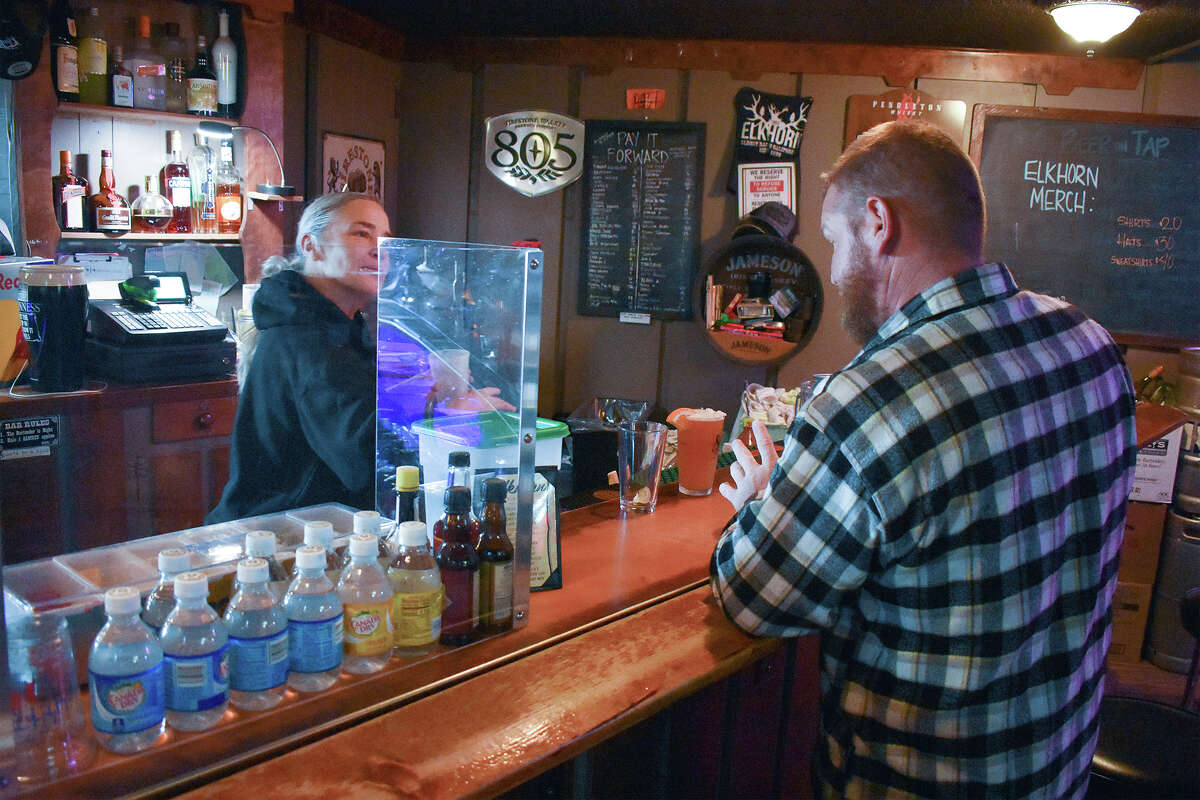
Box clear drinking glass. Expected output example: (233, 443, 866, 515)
(617, 421, 669, 513)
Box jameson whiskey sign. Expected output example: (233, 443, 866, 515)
(727, 87, 813, 194)
(484, 110, 585, 197)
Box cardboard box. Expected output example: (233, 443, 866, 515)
(1118, 501, 1168, 584)
(1108, 581, 1153, 663)
(1129, 427, 1183, 503)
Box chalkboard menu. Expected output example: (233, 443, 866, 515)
(971, 105, 1200, 348)
(579, 121, 705, 319)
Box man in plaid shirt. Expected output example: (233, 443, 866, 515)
(712, 120, 1137, 799)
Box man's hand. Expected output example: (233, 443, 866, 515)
(718, 420, 778, 512)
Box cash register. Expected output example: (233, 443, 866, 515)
(85, 272, 236, 382)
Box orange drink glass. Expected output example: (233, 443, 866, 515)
(666, 407, 727, 496)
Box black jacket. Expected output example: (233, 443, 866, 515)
(206, 270, 375, 523)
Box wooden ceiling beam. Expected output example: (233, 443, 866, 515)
(398, 36, 1144, 96)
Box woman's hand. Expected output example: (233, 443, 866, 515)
(718, 420, 778, 512)
(441, 385, 516, 412)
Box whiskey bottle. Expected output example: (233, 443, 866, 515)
(52, 150, 89, 232)
(125, 15, 165, 111)
(475, 478, 514, 634)
(186, 37, 218, 116)
(76, 6, 107, 106)
(130, 175, 173, 233)
(109, 45, 133, 108)
(90, 150, 131, 233)
(159, 130, 193, 234)
(187, 133, 217, 234)
(49, 0, 79, 103)
(161, 22, 188, 114)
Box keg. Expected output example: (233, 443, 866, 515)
(1145, 507, 1200, 672)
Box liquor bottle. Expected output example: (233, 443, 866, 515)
(161, 22, 188, 114)
(212, 9, 238, 117)
(393, 465, 420, 526)
(187, 133, 217, 234)
(130, 175, 173, 233)
(282, 545, 343, 692)
(125, 15, 165, 110)
(388, 521, 443, 656)
(436, 485, 479, 646)
(90, 149, 131, 233)
(89, 587, 165, 754)
(49, 0, 79, 103)
(187, 36, 218, 116)
(476, 477, 514, 634)
(215, 142, 243, 234)
(160, 572, 229, 732)
(141, 548, 191, 633)
(337, 534, 394, 674)
(159, 130, 192, 233)
(223, 558, 289, 711)
(76, 7, 107, 106)
(52, 150, 88, 232)
(109, 45, 133, 108)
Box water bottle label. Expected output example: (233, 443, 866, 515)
(229, 630, 289, 692)
(288, 615, 343, 673)
(392, 586, 444, 647)
(343, 602, 393, 656)
(164, 646, 230, 712)
(89, 663, 165, 735)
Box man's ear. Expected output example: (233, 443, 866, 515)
(300, 233, 320, 260)
(863, 195, 899, 255)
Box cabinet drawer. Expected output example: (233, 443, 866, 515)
(152, 396, 238, 443)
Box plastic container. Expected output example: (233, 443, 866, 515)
(160, 572, 229, 732)
(224, 558, 289, 710)
(337, 534, 394, 674)
(88, 587, 165, 754)
(283, 545, 343, 692)
(141, 548, 193, 633)
(388, 521, 443, 656)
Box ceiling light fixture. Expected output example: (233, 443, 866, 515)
(1048, 1, 1142, 44)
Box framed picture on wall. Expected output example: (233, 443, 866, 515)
(322, 132, 385, 199)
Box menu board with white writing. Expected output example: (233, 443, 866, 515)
(971, 105, 1199, 348)
(579, 121, 705, 319)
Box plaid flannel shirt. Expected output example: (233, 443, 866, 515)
(711, 264, 1137, 799)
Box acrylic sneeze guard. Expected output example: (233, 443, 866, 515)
(375, 238, 544, 632)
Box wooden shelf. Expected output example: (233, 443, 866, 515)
(58, 232, 241, 242)
(55, 102, 238, 128)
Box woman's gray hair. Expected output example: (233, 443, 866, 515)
(260, 192, 379, 276)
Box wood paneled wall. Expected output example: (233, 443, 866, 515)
(306, 32, 1199, 419)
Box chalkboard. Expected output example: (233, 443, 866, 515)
(971, 105, 1200, 349)
(578, 121, 705, 319)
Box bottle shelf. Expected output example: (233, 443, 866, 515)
(247, 191, 304, 203)
(58, 232, 241, 242)
(56, 102, 238, 128)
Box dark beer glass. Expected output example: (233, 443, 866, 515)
(18, 263, 87, 392)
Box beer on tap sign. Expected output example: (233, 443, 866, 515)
(484, 111, 586, 197)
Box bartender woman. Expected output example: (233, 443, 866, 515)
(207, 193, 391, 523)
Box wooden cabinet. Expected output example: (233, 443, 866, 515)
(0, 379, 237, 564)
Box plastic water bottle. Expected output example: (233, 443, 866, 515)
(244, 530, 292, 598)
(283, 545, 343, 692)
(141, 548, 192, 633)
(160, 572, 229, 732)
(299, 519, 342, 581)
(343, 509, 388, 568)
(337, 533, 394, 674)
(89, 587, 166, 754)
(223, 558, 289, 711)
(388, 521, 443, 657)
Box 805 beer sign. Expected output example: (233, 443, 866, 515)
(484, 111, 585, 197)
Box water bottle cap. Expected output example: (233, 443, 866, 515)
(449, 450, 471, 468)
(104, 586, 141, 615)
(295, 545, 326, 570)
(238, 558, 268, 583)
(398, 521, 428, 547)
(174, 572, 210, 599)
(353, 510, 382, 535)
(245, 530, 277, 557)
(303, 520, 334, 546)
(158, 547, 191, 573)
(396, 465, 419, 490)
(349, 532, 378, 557)
(485, 477, 508, 503)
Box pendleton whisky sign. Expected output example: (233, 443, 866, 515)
(484, 111, 585, 197)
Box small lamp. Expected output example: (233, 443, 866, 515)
(197, 121, 295, 197)
(1048, 1, 1141, 43)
